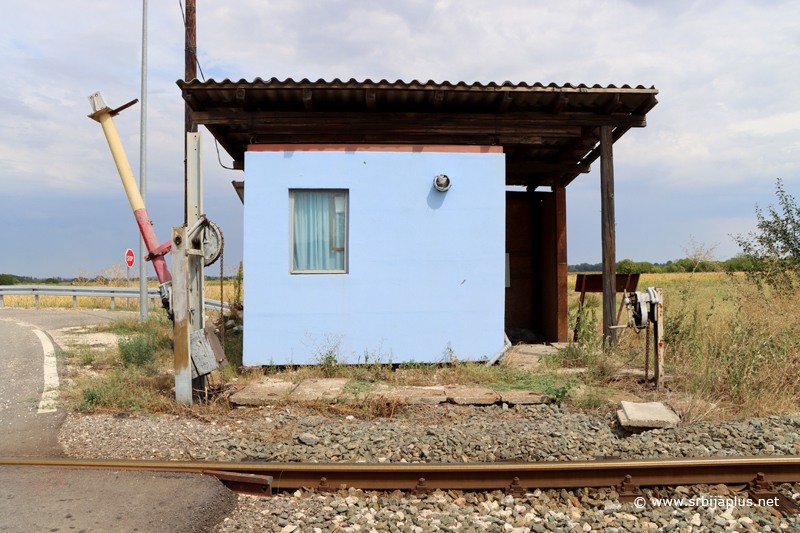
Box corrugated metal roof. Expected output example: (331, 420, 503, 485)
(178, 77, 658, 188)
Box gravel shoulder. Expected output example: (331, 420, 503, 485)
(60, 404, 800, 464)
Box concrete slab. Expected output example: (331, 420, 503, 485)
(497, 390, 551, 405)
(444, 386, 500, 405)
(503, 344, 560, 371)
(379, 386, 446, 405)
(513, 344, 560, 356)
(549, 342, 570, 350)
(230, 379, 295, 406)
(619, 400, 680, 428)
(291, 378, 350, 402)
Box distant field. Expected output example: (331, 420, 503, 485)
(0, 279, 241, 311)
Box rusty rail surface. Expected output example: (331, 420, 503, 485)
(3, 456, 800, 493)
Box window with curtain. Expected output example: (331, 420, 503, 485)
(290, 190, 348, 273)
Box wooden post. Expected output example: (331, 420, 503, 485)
(554, 185, 568, 343)
(600, 125, 617, 348)
(184, 0, 197, 226)
(172, 226, 192, 405)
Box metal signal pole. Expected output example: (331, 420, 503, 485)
(139, 0, 149, 321)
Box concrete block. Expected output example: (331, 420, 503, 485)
(618, 401, 680, 428)
(497, 390, 551, 405)
(230, 379, 295, 406)
(380, 386, 446, 405)
(290, 378, 349, 402)
(444, 386, 500, 405)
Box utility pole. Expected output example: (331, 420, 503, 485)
(184, 0, 197, 226)
(139, 0, 149, 322)
(183, 0, 206, 395)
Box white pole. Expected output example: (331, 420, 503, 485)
(138, 0, 149, 322)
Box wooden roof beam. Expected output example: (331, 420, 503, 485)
(632, 94, 658, 115)
(433, 90, 444, 112)
(560, 126, 630, 187)
(302, 88, 314, 111)
(602, 94, 621, 115)
(204, 123, 244, 165)
(192, 110, 645, 128)
(507, 161, 591, 175)
(498, 91, 513, 113)
(236, 88, 250, 111)
(366, 88, 376, 111)
(550, 94, 568, 114)
(247, 133, 542, 145)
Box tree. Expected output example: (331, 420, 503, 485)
(733, 179, 800, 292)
(0, 274, 17, 285)
(680, 235, 719, 274)
(98, 263, 126, 286)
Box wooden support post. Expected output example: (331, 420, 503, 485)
(172, 226, 192, 405)
(539, 186, 568, 343)
(600, 125, 616, 348)
(653, 288, 664, 389)
(554, 185, 568, 342)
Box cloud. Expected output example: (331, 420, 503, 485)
(2, 0, 800, 275)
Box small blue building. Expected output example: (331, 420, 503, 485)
(180, 78, 658, 365)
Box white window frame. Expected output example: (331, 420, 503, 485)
(289, 189, 349, 274)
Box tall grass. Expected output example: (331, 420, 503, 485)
(665, 279, 800, 416)
(563, 272, 800, 417)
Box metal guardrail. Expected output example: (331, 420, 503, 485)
(0, 285, 229, 312)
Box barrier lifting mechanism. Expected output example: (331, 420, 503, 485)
(614, 286, 665, 388)
(88, 91, 227, 405)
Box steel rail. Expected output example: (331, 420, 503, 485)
(3, 456, 800, 492)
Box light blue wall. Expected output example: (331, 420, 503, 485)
(243, 150, 506, 365)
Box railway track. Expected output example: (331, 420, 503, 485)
(3, 455, 799, 514)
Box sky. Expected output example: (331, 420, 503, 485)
(1, 0, 799, 278)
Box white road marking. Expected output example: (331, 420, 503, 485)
(0, 317, 61, 413)
(31, 329, 59, 413)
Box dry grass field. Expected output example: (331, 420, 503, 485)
(1, 278, 240, 311)
(566, 271, 800, 419)
(17, 271, 800, 420)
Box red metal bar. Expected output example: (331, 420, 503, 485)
(133, 209, 172, 284)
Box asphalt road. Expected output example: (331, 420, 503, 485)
(0, 308, 131, 457)
(0, 308, 235, 532)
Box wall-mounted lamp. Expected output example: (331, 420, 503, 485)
(434, 174, 451, 192)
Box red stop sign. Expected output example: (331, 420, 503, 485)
(125, 249, 135, 268)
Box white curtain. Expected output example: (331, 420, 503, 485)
(293, 191, 346, 271)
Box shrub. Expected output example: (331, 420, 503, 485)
(733, 178, 800, 293)
(118, 334, 157, 368)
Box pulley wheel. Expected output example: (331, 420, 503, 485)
(200, 219, 224, 267)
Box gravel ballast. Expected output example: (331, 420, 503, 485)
(59, 404, 800, 531)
